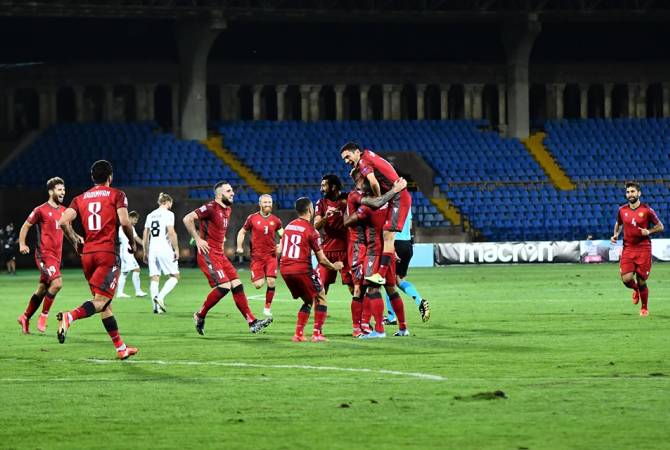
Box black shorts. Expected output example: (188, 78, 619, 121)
(394, 240, 413, 278)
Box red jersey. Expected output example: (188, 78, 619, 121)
(616, 203, 661, 251)
(279, 218, 322, 275)
(358, 149, 400, 194)
(315, 193, 348, 252)
(27, 202, 64, 260)
(69, 185, 128, 254)
(346, 190, 367, 245)
(243, 212, 283, 259)
(356, 203, 388, 256)
(195, 201, 231, 254)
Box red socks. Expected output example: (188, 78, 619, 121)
(368, 291, 385, 333)
(23, 294, 42, 320)
(295, 304, 311, 336)
(199, 287, 229, 318)
(102, 316, 125, 351)
(351, 296, 363, 329)
(378, 252, 393, 278)
(639, 284, 649, 309)
(265, 286, 276, 309)
(42, 292, 56, 315)
(389, 292, 406, 330)
(314, 304, 328, 334)
(231, 285, 255, 323)
(361, 294, 372, 329)
(70, 301, 96, 321)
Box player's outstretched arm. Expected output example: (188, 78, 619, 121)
(142, 227, 150, 264)
(343, 212, 359, 227)
(236, 227, 247, 254)
(183, 211, 209, 254)
(366, 172, 382, 197)
(18, 221, 32, 254)
(316, 249, 344, 272)
(167, 225, 179, 261)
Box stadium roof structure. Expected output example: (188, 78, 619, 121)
(1, 0, 670, 22)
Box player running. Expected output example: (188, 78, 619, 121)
(144, 193, 180, 313)
(280, 197, 343, 342)
(384, 209, 431, 324)
(236, 194, 284, 317)
(184, 181, 273, 335)
(611, 181, 664, 316)
(344, 176, 408, 338)
(314, 174, 351, 294)
(17, 177, 72, 334)
(57, 160, 139, 359)
(116, 210, 147, 298)
(340, 142, 411, 286)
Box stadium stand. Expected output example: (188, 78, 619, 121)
(2, 119, 667, 239)
(0, 121, 252, 198)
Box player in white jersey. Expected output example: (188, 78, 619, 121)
(116, 211, 147, 298)
(143, 193, 180, 313)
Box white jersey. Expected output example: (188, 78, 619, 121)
(118, 227, 140, 272)
(144, 207, 175, 254)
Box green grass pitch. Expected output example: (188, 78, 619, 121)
(1, 264, 669, 450)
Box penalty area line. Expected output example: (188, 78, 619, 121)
(85, 358, 447, 381)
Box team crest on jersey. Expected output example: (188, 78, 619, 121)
(638, 212, 644, 217)
(270, 221, 274, 226)
(257, 221, 261, 225)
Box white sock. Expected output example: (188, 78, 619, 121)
(150, 280, 159, 300)
(132, 271, 142, 294)
(158, 276, 179, 302)
(117, 272, 128, 296)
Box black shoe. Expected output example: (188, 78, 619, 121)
(249, 317, 273, 333)
(383, 316, 398, 326)
(418, 299, 431, 322)
(193, 312, 205, 335)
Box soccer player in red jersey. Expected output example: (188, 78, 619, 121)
(280, 197, 343, 342)
(57, 160, 139, 359)
(340, 142, 412, 285)
(236, 194, 284, 317)
(344, 176, 408, 338)
(184, 181, 273, 335)
(314, 174, 352, 293)
(611, 181, 664, 317)
(17, 177, 72, 334)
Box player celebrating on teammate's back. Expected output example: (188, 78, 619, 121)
(184, 181, 273, 335)
(144, 193, 180, 313)
(17, 177, 72, 334)
(611, 181, 664, 316)
(280, 197, 343, 342)
(57, 160, 139, 359)
(236, 194, 284, 317)
(116, 210, 147, 298)
(314, 174, 351, 294)
(340, 142, 411, 285)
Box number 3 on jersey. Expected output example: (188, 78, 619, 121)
(88, 202, 102, 231)
(281, 234, 301, 259)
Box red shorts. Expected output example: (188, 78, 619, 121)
(363, 252, 397, 287)
(318, 250, 352, 286)
(250, 255, 278, 282)
(620, 249, 652, 280)
(348, 242, 367, 285)
(282, 270, 323, 302)
(197, 252, 240, 287)
(384, 190, 412, 232)
(36, 253, 61, 284)
(82, 252, 121, 299)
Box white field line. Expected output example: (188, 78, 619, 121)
(84, 359, 447, 381)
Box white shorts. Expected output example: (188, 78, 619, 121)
(120, 252, 139, 273)
(148, 250, 179, 277)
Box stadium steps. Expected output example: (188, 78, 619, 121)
(202, 135, 273, 194)
(430, 195, 478, 234)
(521, 132, 575, 191)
